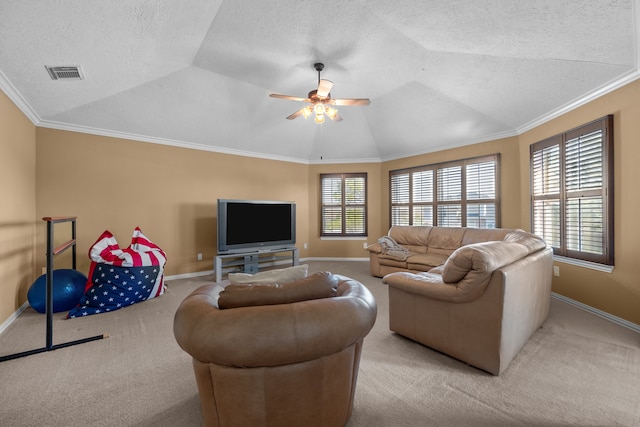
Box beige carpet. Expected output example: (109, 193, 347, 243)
(0, 261, 638, 426)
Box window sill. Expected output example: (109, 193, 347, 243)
(553, 255, 614, 273)
(320, 236, 367, 241)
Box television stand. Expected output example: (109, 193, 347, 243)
(214, 247, 300, 283)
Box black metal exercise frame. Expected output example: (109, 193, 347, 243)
(0, 216, 108, 362)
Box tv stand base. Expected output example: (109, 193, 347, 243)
(214, 247, 299, 283)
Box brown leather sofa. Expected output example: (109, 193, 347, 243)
(367, 226, 552, 375)
(173, 272, 377, 427)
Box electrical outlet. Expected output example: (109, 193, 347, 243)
(363, 242, 368, 249)
(303, 243, 308, 249)
(553, 266, 560, 277)
(197, 253, 203, 261)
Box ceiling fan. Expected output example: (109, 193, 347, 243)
(269, 63, 371, 124)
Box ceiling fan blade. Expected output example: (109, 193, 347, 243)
(329, 112, 343, 122)
(270, 93, 308, 102)
(331, 98, 371, 106)
(317, 79, 333, 98)
(286, 108, 307, 120)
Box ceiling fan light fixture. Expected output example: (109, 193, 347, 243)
(270, 62, 370, 124)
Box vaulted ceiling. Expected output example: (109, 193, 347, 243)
(0, 0, 637, 163)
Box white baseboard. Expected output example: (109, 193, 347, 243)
(0, 301, 29, 336)
(551, 292, 640, 333)
(163, 258, 370, 283)
(164, 270, 214, 281)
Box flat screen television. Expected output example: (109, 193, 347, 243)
(217, 199, 296, 254)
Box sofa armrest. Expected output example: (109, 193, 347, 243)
(383, 271, 461, 300)
(442, 241, 530, 282)
(366, 242, 383, 254)
(383, 241, 536, 303)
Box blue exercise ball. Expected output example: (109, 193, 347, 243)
(28, 269, 88, 313)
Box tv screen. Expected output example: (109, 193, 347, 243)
(217, 199, 296, 254)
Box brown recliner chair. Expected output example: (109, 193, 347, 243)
(173, 272, 377, 427)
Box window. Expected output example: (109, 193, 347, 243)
(530, 115, 613, 265)
(390, 154, 500, 228)
(320, 173, 367, 237)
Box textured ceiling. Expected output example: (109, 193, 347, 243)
(0, 0, 638, 163)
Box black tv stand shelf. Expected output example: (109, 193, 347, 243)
(214, 247, 300, 283)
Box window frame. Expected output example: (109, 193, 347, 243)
(530, 115, 614, 266)
(320, 172, 368, 237)
(389, 154, 501, 229)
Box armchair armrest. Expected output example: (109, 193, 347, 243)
(173, 277, 377, 368)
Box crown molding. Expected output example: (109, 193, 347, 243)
(36, 119, 317, 164)
(3, 66, 639, 165)
(308, 156, 382, 164)
(517, 69, 640, 134)
(36, 118, 384, 165)
(378, 129, 519, 163)
(0, 70, 41, 124)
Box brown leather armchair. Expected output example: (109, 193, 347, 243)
(173, 273, 377, 427)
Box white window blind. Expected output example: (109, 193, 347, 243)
(390, 154, 500, 228)
(466, 160, 497, 228)
(566, 130, 604, 255)
(412, 170, 433, 225)
(437, 165, 462, 227)
(321, 173, 367, 236)
(530, 115, 613, 265)
(532, 143, 561, 248)
(390, 173, 410, 225)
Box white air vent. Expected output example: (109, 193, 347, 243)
(45, 65, 84, 80)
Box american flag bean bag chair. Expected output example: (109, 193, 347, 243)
(67, 227, 167, 318)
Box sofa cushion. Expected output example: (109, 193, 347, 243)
(461, 227, 513, 246)
(427, 226, 466, 250)
(218, 271, 338, 309)
(389, 226, 432, 247)
(228, 264, 308, 284)
(406, 252, 449, 269)
(377, 257, 409, 268)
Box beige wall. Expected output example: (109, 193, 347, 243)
(1, 79, 639, 327)
(35, 128, 310, 277)
(518, 79, 640, 325)
(0, 91, 37, 324)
